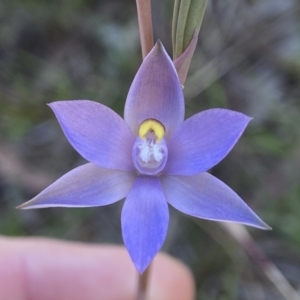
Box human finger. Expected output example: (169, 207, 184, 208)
(0, 236, 195, 300)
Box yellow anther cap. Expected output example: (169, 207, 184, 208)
(139, 119, 165, 141)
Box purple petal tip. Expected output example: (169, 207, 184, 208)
(122, 176, 169, 274)
(124, 41, 184, 136)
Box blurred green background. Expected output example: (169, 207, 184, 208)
(1, 0, 300, 299)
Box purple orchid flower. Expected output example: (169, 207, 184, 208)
(19, 41, 269, 274)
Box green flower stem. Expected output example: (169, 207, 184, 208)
(136, 0, 154, 59)
(136, 264, 151, 300)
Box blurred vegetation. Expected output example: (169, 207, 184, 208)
(1, 0, 300, 299)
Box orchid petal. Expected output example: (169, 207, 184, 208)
(161, 173, 270, 229)
(18, 163, 135, 209)
(121, 176, 169, 273)
(165, 109, 251, 175)
(124, 41, 184, 137)
(49, 100, 135, 171)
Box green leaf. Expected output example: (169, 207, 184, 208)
(172, 0, 207, 59)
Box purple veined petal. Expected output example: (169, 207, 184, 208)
(49, 100, 135, 171)
(121, 176, 169, 274)
(161, 172, 270, 229)
(124, 41, 185, 137)
(18, 163, 136, 209)
(164, 109, 252, 175)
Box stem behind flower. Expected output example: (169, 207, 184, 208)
(137, 264, 151, 300)
(136, 0, 154, 59)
